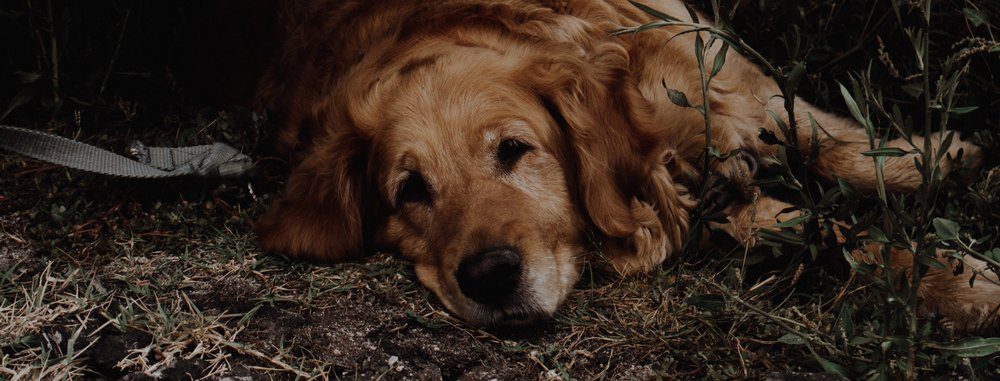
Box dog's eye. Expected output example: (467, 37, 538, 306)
(397, 171, 432, 206)
(496, 139, 533, 172)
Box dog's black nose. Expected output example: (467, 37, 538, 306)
(456, 247, 522, 305)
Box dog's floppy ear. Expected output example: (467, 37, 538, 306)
(530, 41, 692, 273)
(255, 129, 371, 262)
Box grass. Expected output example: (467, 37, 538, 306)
(1, 0, 999, 380)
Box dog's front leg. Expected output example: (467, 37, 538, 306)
(755, 98, 982, 195)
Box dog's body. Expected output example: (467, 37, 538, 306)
(253, 0, 998, 328)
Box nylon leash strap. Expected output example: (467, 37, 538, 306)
(0, 125, 253, 178)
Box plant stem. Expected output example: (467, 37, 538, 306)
(907, 4, 934, 380)
(46, 0, 59, 106)
(24, 0, 49, 76)
(698, 37, 714, 178)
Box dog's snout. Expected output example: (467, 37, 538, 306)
(456, 247, 522, 304)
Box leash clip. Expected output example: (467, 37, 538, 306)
(127, 141, 152, 165)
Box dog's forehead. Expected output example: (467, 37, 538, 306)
(371, 48, 566, 175)
(383, 74, 538, 147)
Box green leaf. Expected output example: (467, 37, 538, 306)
(837, 303, 855, 339)
(767, 109, 789, 136)
(987, 248, 1000, 263)
(861, 147, 910, 157)
(838, 83, 867, 129)
(933, 218, 961, 241)
(901, 82, 923, 98)
(891, 104, 905, 132)
(837, 178, 861, 199)
(711, 43, 729, 77)
(1, 86, 37, 122)
(786, 61, 806, 96)
(927, 337, 1000, 358)
(815, 356, 849, 377)
(628, 0, 681, 22)
(963, 7, 988, 27)
(685, 294, 726, 312)
(777, 333, 807, 345)
(774, 211, 812, 228)
(806, 112, 821, 165)
(682, 2, 699, 23)
(881, 341, 893, 352)
(759, 228, 805, 246)
(666, 88, 691, 107)
(915, 253, 947, 270)
(867, 226, 889, 243)
(750, 175, 787, 187)
(694, 33, 705, 65)
(935, 131, 956, 164)
(950, 106, 978, 114)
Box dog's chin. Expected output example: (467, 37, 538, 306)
(442, 281, 564, 327)
(415, 257, 579, 327)
(459, 300, 553, 327)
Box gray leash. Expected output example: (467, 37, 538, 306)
(0, 125, 254, 178)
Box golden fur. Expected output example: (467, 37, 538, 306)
(252, 0, 995, 328)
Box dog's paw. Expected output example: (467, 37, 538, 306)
(603, 199, 671, 275)
(714, 149, 759, 186)
(949, 138, 982, 171)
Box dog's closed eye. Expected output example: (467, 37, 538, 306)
(397, 171, 433, 206)
(497, 138, 533, 172)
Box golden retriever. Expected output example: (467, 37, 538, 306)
(252, 0, 997, 328)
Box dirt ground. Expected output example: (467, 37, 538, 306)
(0, 146, 852, 380)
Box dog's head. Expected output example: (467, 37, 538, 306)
(255, 13, 690, 326)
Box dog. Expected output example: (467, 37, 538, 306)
(251, 0, 997, 328)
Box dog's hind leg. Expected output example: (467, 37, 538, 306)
(716, 193, 1000, 332)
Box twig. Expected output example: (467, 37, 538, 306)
(99, 4, 133, 100)
(955, 240, 1000, 269)
(211, 336, 312, 379)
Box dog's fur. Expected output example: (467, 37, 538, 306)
(252, 0, 998, 328)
